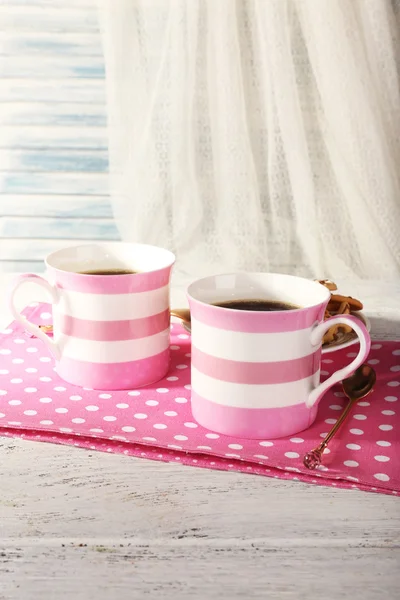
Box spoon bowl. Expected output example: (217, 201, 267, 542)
(342, 364, 376, 400)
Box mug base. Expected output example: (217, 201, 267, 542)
(56, 350, 170, 391)
(191, 392, 318, 439)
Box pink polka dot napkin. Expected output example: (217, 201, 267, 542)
(0, 304, 399, 496)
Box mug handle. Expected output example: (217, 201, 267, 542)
(306, 314, 371, 408)
(8, 274, 61, 361)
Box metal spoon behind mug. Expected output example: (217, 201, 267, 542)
(170, 308, 191, 332)
(303, 364, 376, 469)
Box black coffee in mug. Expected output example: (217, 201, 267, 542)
(79, 268, 138, 275)
(213, 299, 300, 311)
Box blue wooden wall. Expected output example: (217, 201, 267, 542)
(0, 0, 119, 273)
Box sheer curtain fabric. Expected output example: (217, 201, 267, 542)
(98, 0, 400, 281)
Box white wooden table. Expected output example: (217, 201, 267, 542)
(1, 275, 400, 600)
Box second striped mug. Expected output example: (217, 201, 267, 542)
(187, 273, 371, 439)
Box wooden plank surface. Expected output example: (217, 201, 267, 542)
(0, 102, 106, 127)
(0, 171, 108, 194)
(0, 0, 95, 7)
(0, 55, 105, 78)
(0, 440, 399, 600)
(0, 542, 397, 600)
(0, 0, 114, 274)
(0, 237, 117, 260)
(1, 194, 112, 217)
(0, 149, 107, 171)
(0, 260, 51, 272)
(0, 126, 106, 149)
(0, 31, 102, 56)
(0, 6, 99, 33)
(0, 79, 105, 102)
(0, 216, 117, 239)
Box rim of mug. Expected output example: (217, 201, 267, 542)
(187, 272, 331, 313)
(45, 242, 176, 276)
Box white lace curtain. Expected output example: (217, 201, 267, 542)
(97, 0, 400, 281)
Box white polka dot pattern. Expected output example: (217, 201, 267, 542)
(346, 443, 361, 450)
(350, 428, 364, 435)
(374, 473, 390, 482)
(0, 305, 398, 495)
(374, 455, 390, 462)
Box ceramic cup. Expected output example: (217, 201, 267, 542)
(8, 243, 175, 390)
(187, 273, 371, 439)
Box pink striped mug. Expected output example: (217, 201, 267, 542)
(188, 273, 371, 439)
(8, 243, 175, 390)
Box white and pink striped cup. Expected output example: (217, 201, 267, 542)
(8, 243, 175, 390)
(188, 273, 371, 439)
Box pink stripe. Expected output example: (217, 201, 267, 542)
(188, 297, 326, 333)
(191, 392, 318, 439)
(57, 310, 170, 341)
(191, 347, 320, 384)
(47, 264, 173, 294)
(57, 350, 170, 390)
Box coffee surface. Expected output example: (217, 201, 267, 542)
(213, 299, 300, 311)
(79, 268, 137, 275)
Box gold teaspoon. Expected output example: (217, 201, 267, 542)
(303, 364, 376, 469)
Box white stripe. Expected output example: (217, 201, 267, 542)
(57, 329, 170, 363)
(191, 319, 316, 362)
(191, 367, 320, 408)
(56, 286, 169, 320)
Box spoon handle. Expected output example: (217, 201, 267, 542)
(318, 396, 356, 450)
(303, 395, 355, 469)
